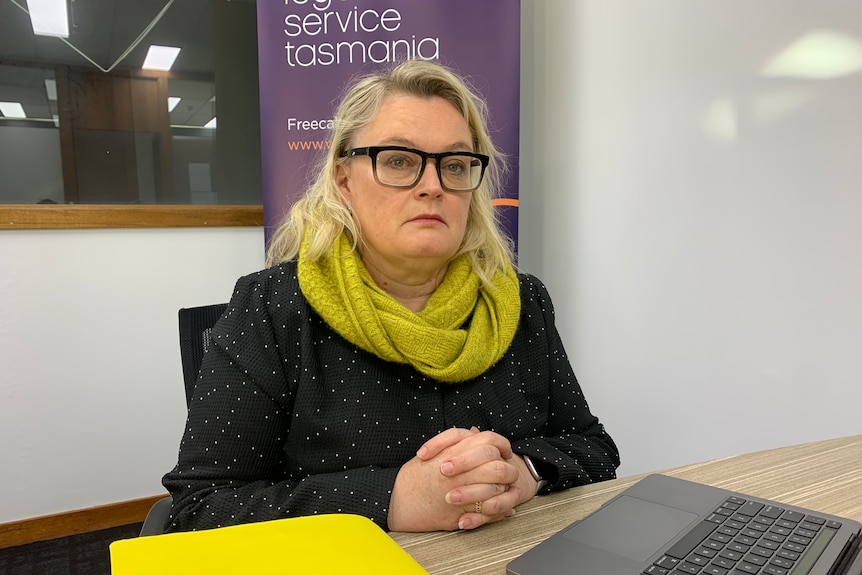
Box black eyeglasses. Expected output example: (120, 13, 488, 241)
(342, 146, 489, 192)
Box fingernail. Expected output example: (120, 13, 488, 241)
(416, 446, 427, 458)
(441, 462, 454, 475)
(445, 492, 462, 504)
(459, 518, 471, 530)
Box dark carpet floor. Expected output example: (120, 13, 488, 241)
(0, 523, 142, 575)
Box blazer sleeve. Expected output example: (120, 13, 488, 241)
(162, 269, 399, 532)
(510, 274, 621, 493)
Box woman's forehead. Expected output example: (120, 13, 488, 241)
(356, 94, 473, 147)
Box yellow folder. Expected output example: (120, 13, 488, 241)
(110, 514, 428, 574)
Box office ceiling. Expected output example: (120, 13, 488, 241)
(0, 0, 255, 126)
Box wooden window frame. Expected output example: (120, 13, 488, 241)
(0, 205, 263, 229)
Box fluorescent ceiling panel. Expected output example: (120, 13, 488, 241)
(762, 29, 862, 79)
(28, 0, 69, 38)
(204, 117, 217, 129)
(168, 97, 181, 112)
(0, 102, 28, 118)
(143, 45, 181, 71)
(44, 78, 57, 101)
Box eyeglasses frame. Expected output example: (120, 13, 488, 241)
(342, 145, 490, 192)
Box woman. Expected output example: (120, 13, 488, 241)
(163, 59, 619, 533)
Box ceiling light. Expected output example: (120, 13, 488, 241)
(168, 97, 181, 112)
(204, 117, 217, 129)
(762, 29, 862, 79)
(0, 102, 28, 119)
(44, 78, 57, 101)
(142, 45, 181, 71)
(28, 0, 69, 38)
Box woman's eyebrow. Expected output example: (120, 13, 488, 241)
(376, 137, 475, 152)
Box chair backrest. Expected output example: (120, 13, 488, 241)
(178, 303, 228, 407)
(140, 302, 229, 537)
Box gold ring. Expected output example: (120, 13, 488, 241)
(475, 501, 483, 514)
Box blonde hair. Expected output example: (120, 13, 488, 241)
(264, 59, 515, 286)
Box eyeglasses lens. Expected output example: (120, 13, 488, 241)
(374, 149, 481, 191)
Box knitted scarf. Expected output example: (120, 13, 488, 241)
(297, 232, 521, 383)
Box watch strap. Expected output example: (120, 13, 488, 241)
(522, 454, 550, 494)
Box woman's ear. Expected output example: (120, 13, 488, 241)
(335, 163, 352, 204)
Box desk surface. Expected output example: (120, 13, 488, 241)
(391, 435, 862, 575)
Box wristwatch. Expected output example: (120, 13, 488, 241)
(522, 455, 551, 494)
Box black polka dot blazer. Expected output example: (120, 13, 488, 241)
(162, 261, 620, 532)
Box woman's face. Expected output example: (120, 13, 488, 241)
(336, 94, 474, 277)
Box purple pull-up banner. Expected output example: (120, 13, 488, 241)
(256, 0, 521, 249)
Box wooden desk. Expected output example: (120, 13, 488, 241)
(391, 435, 862, 575)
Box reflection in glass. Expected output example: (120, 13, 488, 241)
(0, 0, 261, 206)
(762, 29, 862, 80)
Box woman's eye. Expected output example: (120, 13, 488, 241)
(442, 159, 467, 175)
(383, 154, 417, 170)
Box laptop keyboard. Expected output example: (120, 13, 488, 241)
(643, 496, 843, 575)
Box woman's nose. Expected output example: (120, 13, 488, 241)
(413, 160, 444, 196)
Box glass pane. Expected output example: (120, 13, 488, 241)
(0, 0, 261, 205)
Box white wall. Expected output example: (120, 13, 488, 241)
(0, 228, 264, 523)
(520, 0, 862, 477)
(2, 0, 862, 525)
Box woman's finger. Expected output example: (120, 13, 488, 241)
(473, 485, 521, 517)
(442, 453, 520, 489)
(457, 506, 516, 530)
(445, 481, 509, 507)
(415, 427, 477, 460)
(440, 443, 505, 477)
(461, 430, 514, 460)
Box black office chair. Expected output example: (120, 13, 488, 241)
(139, 303, 228, 536)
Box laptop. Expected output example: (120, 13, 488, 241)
(507, 474, 862, 575)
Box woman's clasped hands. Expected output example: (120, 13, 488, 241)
(387, 427, 538, 532)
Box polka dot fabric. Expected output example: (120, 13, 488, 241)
(162, 261, 620, 532)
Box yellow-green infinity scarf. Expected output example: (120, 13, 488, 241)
(297, 232, 520, 383)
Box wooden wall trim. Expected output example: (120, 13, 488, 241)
(0, 494, 167, 549)
(0, 205, 263, 229)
